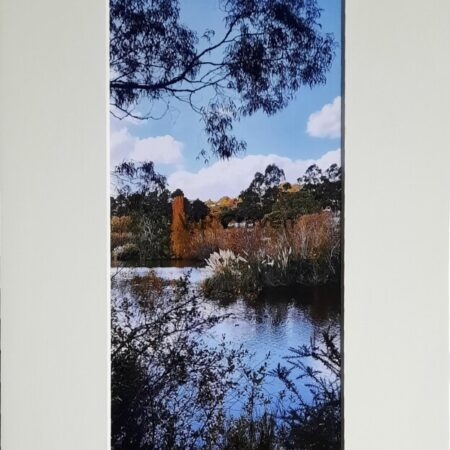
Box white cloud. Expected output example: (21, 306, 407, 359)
(131, 136, 183, 164)
(110, 124, 183, 169)
(168, 149, 340, 201)
(307, 97, 341, 139)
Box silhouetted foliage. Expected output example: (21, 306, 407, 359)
(236, 188, 264, 222)
(274, 328, 341, 449)
(112, 161, 171, 261)
(189, 199, 210, 223)
(235, 164, 286, 220)
(112, 272, 341, 449)
(111, 274, 273, 449)
(110, 0, 336, 159)
(171, 188, 185, 199)
(273, 189, 321, 220)
(299, 163, 342, 211)
(220, 163, 341, 225)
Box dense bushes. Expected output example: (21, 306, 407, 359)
(111, 161, 342, 269)
(275, 329, 341, 449)
(112, 274, 274, 449)
(112, 243, 140, 261)
(200, 213, 340, 301)
(111, 162, 171, 262)
(202, 250, 264, 301)
(112, 273, 341, 449)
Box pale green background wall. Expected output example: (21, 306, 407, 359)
(0, 0, 109, 448)
(1, 0, 449, 449)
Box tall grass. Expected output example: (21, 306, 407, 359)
(186, 213, 338, 263)
(200, 213, 340, 300)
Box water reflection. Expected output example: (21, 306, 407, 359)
(209, 284, 340, 332)
(113, 264, 341, 407)
(200, 282, 341, 404)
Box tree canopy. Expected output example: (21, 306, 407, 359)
(299, 163, 342, 210)
(110, 0, 336, 159)
(112, 161, 171, 261)
(219, 162, 341, 225)
(189, 199, 210, 222)
(232, 164, 286, 220)
(170, 188, 185, 199)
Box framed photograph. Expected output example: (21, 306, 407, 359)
(109, 2, 342, 449)
(1, 0, 449, 449)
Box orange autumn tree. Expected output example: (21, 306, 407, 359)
(171, 192, 191, 258)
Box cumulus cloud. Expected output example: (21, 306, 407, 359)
(168, 149, 340, 200)
(110, 125, 183, 169)
(131, 136, 183, 164)
(306, 97, 341, 139)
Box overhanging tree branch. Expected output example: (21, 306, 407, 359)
(110, 0, 336, 159)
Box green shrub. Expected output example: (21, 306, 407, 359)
(202, 244, 341, 301)
(202, 250, 262, 301)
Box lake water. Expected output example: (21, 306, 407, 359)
(111, 262, 341, 411)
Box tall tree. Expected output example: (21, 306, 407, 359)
(170, 188, 185, 199)
(110, 0, 336, 159)
(262, 164, 286, 189)
(299, 164, 322, 186)
(298, 163, 342, 211)
(324, 163, 340, 182)
(113, 161, 171, 261)
(260, 164, 286, 214)
(236, 164, 286, 220)
(273, 189, 321, 220)
(190, 199, 210, 223)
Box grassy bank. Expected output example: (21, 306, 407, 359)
(201, 212, 340, 301)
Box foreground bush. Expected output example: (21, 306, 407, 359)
(112, 274, 274, 449)
(112, 243, 140, 261)
(112, 273, 341, 449)
(275, 328, 341, 449)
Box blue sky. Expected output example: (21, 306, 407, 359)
(111, 0, 342, 200)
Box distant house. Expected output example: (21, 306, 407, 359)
(226, 219, 256, 229)
(237, 220, 255, 229)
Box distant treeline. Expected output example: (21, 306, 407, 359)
(110, 160, 341, 263)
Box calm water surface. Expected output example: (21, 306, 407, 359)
(112, 261, 341, 409)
